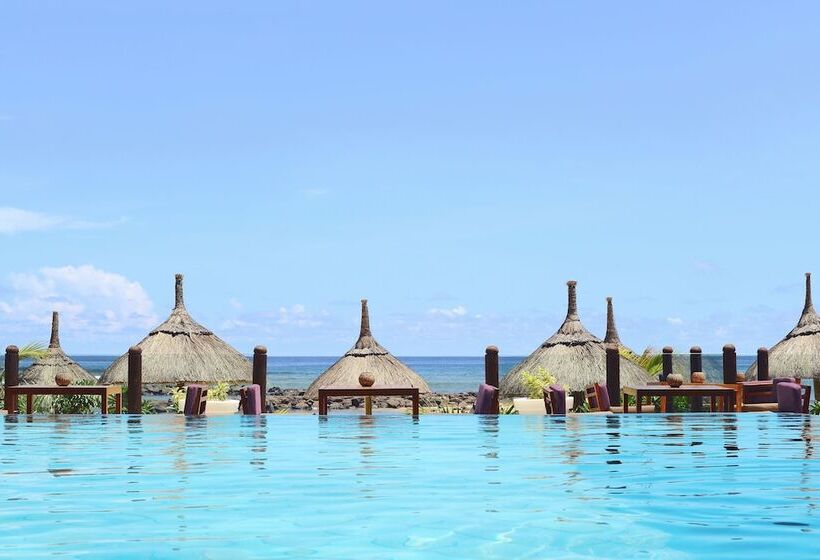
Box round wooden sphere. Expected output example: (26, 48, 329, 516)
(691, 371, 706, 384)
(55, 373, 71, 387)
(666, 373, 684, 388)
(358, 372, 375, 387)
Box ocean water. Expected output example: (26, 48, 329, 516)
(1, 413, 817, 559)
(35, 355, 758, 393)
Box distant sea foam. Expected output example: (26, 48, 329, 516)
(28, 355, 757, 393)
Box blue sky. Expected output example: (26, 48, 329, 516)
(1, 2, 818, 355)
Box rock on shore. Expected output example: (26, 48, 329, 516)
(149, 387, 478, 413)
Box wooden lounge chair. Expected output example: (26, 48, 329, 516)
(543, 384, 567, 415)
(589, 382, 652, 413)
(740, 378, 797, 412)
(183, 385, 208, 416)
(474, 383, 499, 414)
(239, 384, 263, 415)
(776, 382, 812, 414)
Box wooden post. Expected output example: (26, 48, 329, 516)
(757, 347, 769, 381)
(690, 346, 703, 412)
(484, 346, 499, 387)
(253, 346, 267, 410)
(484, 345, 500, 413)
(4, 345, 19, 413)
(127, 346, 142, 414)
(723, 344, 737, 385)
(605, 344, 621, 406)
(365, 396, 372, 415)
(661, 347, 673, 382)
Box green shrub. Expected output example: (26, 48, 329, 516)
(810, 400, 820, 415)
(521, 367, 557, 399)
(208, 382, 230, 401)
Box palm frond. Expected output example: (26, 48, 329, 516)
(619, 346, 663, 377)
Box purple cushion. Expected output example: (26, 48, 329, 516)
(475, 383, 498, 414)
(183, 385, 204, 416)
(241, 384, 262, 415)
(595, 383, 611, 411)
(549, 384, 566, 415)
(776, 382, 803, 413)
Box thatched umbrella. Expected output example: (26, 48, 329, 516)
(20, 311, 97, 385)
(500, 281, 649, 397)
(305, 299, 431, 398)
(746, 273, 820, 396)
(99, 274, 251, 385)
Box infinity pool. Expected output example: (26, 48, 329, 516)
(1, 413, 818, 559)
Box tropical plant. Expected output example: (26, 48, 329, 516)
(810, 400, 820, 415)
(170, 387, 186, 413)
(500, 403, 518, 415)
(520, 367, 557, 399)
(208, 382, 230, 401)
(620, 346, 663, 378)
(0, 342, 49, 408)
(52, 380, 99, 414)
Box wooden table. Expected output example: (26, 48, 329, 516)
(5, 385, 122, 414)
(622, 384, 736, 413)
(318, 387, 420, 417)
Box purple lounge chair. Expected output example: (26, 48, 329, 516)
(474, 383, 499, 414)
(183, 385, 208, 416)
(777, 382, 811, 414)
(548, 384, 567, 415)
(240, 384, 263, 415)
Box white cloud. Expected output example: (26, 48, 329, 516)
(221, 304, 325, 332)
(301, 188, 329, 199)
(0, 207, 126, 235)
(428, 305, 468, 318)
(0, 265, 158, 335)
(667, 317, 683, 325)
(693, 260, 719, 273)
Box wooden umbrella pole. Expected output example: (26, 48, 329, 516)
(365, 396, 372, 415)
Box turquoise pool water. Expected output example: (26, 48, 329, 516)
(1, 414, 818, 559)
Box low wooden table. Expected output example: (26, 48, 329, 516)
(5, 385, 122, 414)
(318, 387, 420, 417)
(622, 384, 736, 413)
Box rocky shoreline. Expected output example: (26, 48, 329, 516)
(146, 387, 478, 414)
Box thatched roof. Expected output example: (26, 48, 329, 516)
(500, 281, 650, 397)
(746, 273, 820, 380)
(20, 311, 96, 385)
(305, 299, 431, 398)
(99, 274, 251, 385)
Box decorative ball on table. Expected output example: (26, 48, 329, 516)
(358, 372, 375, 387)
(735, 372, 746, 383)
(666, 373, 684, 388)
(691, 371, 706, 384)
(55, 373, 71, 387)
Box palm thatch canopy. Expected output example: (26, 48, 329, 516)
(746, 273, 820, 380)
(99, 274, 251, 385)
(500, 281, 649, 397)
(305, 300, 431, 398)
(20, 311, 96, 385)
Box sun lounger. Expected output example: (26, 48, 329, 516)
(776, 382, 811, 413)
(740, 377, 797, 412)
(474, 383, 499, 414)
(183, 385, 208, 416)
(239, 384, 263, 415)
(543, 384, 567, 415)
(588, 382, 650, 413)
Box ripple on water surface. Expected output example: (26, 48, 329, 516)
(0, 413, 818, 559)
